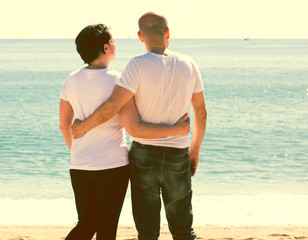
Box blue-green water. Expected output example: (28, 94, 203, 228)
(0, 39, 307, 225)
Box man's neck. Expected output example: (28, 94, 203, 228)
(145, 40, 169, 55)
(148, 46, 171, 56)
(149, 47, 166, 55)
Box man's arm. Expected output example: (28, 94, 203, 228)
(119, 98, 190, 138)
(71, 85, 134, 138)
(190, 91, 207, 176)
(59, 99, 74, 150)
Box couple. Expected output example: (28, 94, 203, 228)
(59, 12, 207, 240)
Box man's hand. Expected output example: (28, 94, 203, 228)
(174, 113, 190, 135)
(189, 148, 199, 177)
(71, 118, 86, 139)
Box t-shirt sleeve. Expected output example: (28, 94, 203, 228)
(116, 58, 139, 94)
(60, 78, 69, 101)
(192, 60, 204, 93)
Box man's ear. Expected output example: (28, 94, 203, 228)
(166, 27, 170, 40)
(138, 31, 144, 42)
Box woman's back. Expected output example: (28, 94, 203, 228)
(60, 68, 128, 170)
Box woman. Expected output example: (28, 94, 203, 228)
(59, 24, 189, 240)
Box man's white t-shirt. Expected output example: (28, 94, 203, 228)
(61, 68, 128, 170)
(117, 51, 204, 148)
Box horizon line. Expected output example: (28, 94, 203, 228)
(1, 37, 308, 40)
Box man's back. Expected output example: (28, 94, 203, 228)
(117, 51, 204, 148)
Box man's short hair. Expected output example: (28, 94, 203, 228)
(75, 24, 111, 64)
(138, 12, 168, 37)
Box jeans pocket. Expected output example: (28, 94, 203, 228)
(170, 164, 192, 199)
(130, 152, 154, 191)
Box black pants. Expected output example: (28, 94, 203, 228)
(66, 165, 129, 240)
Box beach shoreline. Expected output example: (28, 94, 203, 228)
(1, 225, 308, 240)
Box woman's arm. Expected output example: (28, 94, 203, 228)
(119, 98, 190, 139)
(59, 99, 74, 150)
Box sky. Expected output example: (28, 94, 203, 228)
(0, 0, 308, 39)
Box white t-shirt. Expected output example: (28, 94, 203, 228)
(61, 68, 128, 170)
(117, 51, 204, 148)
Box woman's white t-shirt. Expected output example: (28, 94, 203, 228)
(61, 68, 128, 171)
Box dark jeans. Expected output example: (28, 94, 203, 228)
(66, 165, 129, 240)
(129, 141, 196, 240)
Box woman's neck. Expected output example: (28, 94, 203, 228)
(86, 64, 108, 69)
(87, 57, 109, 69)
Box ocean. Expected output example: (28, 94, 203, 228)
(0, 39, 307, 226)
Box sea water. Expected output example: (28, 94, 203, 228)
(0, 39, 307, 226)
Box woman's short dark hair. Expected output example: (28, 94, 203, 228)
(75, 24, 111, 64)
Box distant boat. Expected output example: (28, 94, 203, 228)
(244, 36, 250, 41)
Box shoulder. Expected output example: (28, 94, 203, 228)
(69, 67, 85, 76)
(171, 51, 194, 64)
(105, 68, 120, 78)
(61, 68, 83, 96)
(131, 53, 148, 63)
(168, 52, 199, 72)
(66, 68, 85, 81)
(124, 56, 143, 70)
(62, 68, 88, 89)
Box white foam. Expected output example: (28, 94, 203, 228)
(1, 193, 308, 226)
(192, 193, 308, 226)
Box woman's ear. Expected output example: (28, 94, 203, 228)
(104, 43, 109, 53)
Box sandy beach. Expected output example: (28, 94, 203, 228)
(0, 225, 308, 240)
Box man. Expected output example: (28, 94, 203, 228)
(72, 12, 207, 240)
